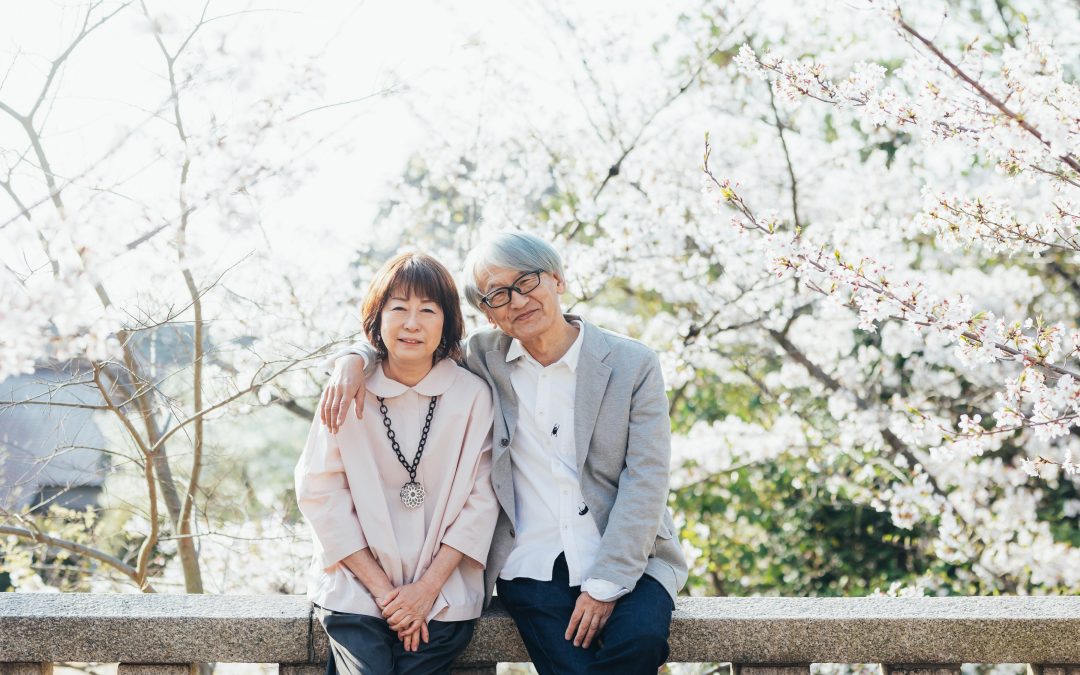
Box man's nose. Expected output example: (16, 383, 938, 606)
(509, 289, 530, 309)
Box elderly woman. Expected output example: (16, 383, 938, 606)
(295, 252, 498, 675)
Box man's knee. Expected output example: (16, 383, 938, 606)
(599, 620, 670, 661)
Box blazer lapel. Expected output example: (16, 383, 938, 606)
(485, 337, 519, 525)
(574, 322, 612, 472)
(486, 344, 519, 465)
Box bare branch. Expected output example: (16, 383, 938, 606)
(0, 524, 154, 592)
(29, 2, 136, 120)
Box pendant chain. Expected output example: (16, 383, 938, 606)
(378, 395, 439, 481)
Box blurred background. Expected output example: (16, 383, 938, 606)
(2, 0, 1078, 631)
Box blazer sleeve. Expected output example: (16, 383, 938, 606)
(318, 341, 381, 377)
(294, 417, 367, 570)
(586, 351, 673, 591)
(461, 332, 489, 379)
(439, 385, 499, 567)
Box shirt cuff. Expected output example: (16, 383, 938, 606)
(582, 577, 629, 602)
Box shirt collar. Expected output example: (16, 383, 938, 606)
(505, 319, 585, 373)
(366, 357, 459, 398)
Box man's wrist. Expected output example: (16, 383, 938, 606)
(582, 577, 628, 602)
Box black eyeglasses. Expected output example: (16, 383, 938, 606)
(479, 270, 544, 308)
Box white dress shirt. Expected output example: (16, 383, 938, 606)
(497, 321, 628, 601)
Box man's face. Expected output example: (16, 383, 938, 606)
(477, 266, 566, 343)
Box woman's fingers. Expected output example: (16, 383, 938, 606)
(421, 621, 430, 644)
(381, 599, 403, 619)
(380, 587, 401, 610)
(387, 609, 412, 630)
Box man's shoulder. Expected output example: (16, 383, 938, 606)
(587, 321, 658, 364)
(464, 326, 508, 354)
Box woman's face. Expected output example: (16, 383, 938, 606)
(380, 287, 445, 366)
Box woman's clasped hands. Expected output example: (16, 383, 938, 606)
(378, 578, 439, 653)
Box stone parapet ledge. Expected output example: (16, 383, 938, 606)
(2, 595, 1080, 666)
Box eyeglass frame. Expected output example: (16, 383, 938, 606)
(479, 269, 545, 309)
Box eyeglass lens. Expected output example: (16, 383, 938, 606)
(485, 271, 542, 308)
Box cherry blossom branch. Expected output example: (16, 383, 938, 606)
(766, 84, 802, 231)
(704, 147, 1080, 382)
(893, 11, 1080, 175)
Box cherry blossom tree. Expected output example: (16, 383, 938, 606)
(0, 1, 366, 593)
(357, 0, 1080, 595)
(4, 0, 1078, 599)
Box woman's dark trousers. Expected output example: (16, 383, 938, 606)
(316, 607, 474, 675)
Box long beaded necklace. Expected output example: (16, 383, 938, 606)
(377, 395, 439, 509)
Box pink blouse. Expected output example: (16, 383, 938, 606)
(295, 358, 498, 622)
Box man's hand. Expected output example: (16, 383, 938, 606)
(381, 580, 439, 632)
(320, 354, 367, 433)
(564, 592, 615, 648)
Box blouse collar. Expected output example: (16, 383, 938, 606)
(366, 357, 459, 398)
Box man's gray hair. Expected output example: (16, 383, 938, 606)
(462, 231, 565, 310)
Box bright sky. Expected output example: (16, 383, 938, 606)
(0, 0, 627, 272)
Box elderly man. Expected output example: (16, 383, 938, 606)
(320, 232, 687, 675)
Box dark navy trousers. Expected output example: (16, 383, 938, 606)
(316, 606, 474, 675)
(496, 553, 675, 675)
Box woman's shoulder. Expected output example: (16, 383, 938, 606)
(445, 361, 492, 398)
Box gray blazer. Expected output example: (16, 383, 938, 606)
(349, 316, 688, 604)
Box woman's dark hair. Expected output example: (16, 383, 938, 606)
(361, 252, 464, 363)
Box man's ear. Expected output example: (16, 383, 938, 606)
(552, 272, 567, 294)
(481, 307, 499, 328)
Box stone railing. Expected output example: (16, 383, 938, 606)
(2, 595, 1080, 674)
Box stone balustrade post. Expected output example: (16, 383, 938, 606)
(116, 666, 195, 675)
(1031, 667, 1080, 675)
(883, 665, 962, 675)
(0, 665, 53, 675)
(734, 665, 811, 675)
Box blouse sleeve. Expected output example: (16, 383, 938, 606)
(294, 417, 367, 569)
(440, 385, 499, 567)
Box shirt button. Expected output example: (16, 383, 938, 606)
(500, 438, 509, 447)
(509, 528, 516, 538)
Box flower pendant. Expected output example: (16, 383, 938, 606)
(400, 481, 425, 509)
